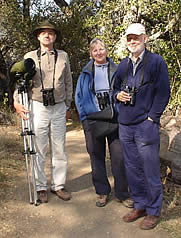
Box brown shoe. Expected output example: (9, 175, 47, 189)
(37, 190, 48, 203)
(51, 188, 71, 201)
(115, 198, 134, 208)
(96, 195, 109, 207)
(139, 215, 160, 230)
(123, 208, 146, 222)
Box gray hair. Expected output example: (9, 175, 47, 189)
(89, 38, 107, 56)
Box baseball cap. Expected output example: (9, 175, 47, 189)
(125, 23, 146, 36)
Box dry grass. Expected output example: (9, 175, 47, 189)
(0, 122, 25, 201)
(161, 164, 181, 238)
(162, 186, 181, 238)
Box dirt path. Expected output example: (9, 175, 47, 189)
(0, 128, 173, 238)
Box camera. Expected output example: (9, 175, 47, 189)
(124, 86, 136, 106)
(96, 92, 110, 110)
(41, 88, 55, 106)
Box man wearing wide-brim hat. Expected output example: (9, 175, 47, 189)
(13, 20, 73, 203)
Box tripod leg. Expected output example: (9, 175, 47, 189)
(30, 153, 38, 205)
(21, 117, 33, 204)
(24, 92, 39, 205)
(17, 82, 40, 205)
(19, 91, 38, 205)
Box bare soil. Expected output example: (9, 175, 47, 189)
(0, 122, 181, 238)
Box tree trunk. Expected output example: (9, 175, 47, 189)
(54, 0, 68, 7)
(23, 0, 31, 22)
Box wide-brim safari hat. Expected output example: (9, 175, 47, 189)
(33, 20, 59, 37)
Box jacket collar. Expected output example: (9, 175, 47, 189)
(83, 57, 117, 75)
(82, 57, 117, 93)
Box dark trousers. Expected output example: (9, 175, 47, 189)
(119, 119, 162, 216)
(82, 120, 129, 200)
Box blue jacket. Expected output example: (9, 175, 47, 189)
(113, 49, 170, 125)
(75, 58, 117, 121)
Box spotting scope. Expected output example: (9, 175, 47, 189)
(10, 58, 36, 84)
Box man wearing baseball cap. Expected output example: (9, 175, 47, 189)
(113, 23, 170, 229)
(14, 20, 73, 203)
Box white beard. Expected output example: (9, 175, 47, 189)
(127, 43, 145, 55)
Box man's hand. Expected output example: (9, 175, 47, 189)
(14, 101, 29, 120)
(116, 91, 131, 103)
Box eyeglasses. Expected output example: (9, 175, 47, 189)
(127, 35, 143, 42)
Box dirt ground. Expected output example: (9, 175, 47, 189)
(0, 123, 181, 238)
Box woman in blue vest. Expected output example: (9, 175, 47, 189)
(75, 38, 132, 208)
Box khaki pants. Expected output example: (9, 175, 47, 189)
(30, 100, 67, 191)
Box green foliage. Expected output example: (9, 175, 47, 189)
(0, 0, 180, 113)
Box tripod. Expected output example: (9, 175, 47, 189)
(17, 75, 39, 206)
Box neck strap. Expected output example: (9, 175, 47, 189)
(123, 51, 150, 92)
(37, 48, 58, 90)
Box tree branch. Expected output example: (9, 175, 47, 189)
(54, 0, 68, 7)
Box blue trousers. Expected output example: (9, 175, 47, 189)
(82, 120, 129, 200)
(119, 119, 162, 216)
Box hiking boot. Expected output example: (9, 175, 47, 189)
(139, 215, 160, 230)
(123, 208, 146, 222)
(37, 190, 48, 203)
(51, 188, 71, 201)
(96, 195, 109, 207)
(115, 197, 134, 208)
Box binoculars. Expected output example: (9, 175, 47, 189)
(41, 88, 55, 106)
(96, 92, 110, 110)
(124, 86, 136, 106)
